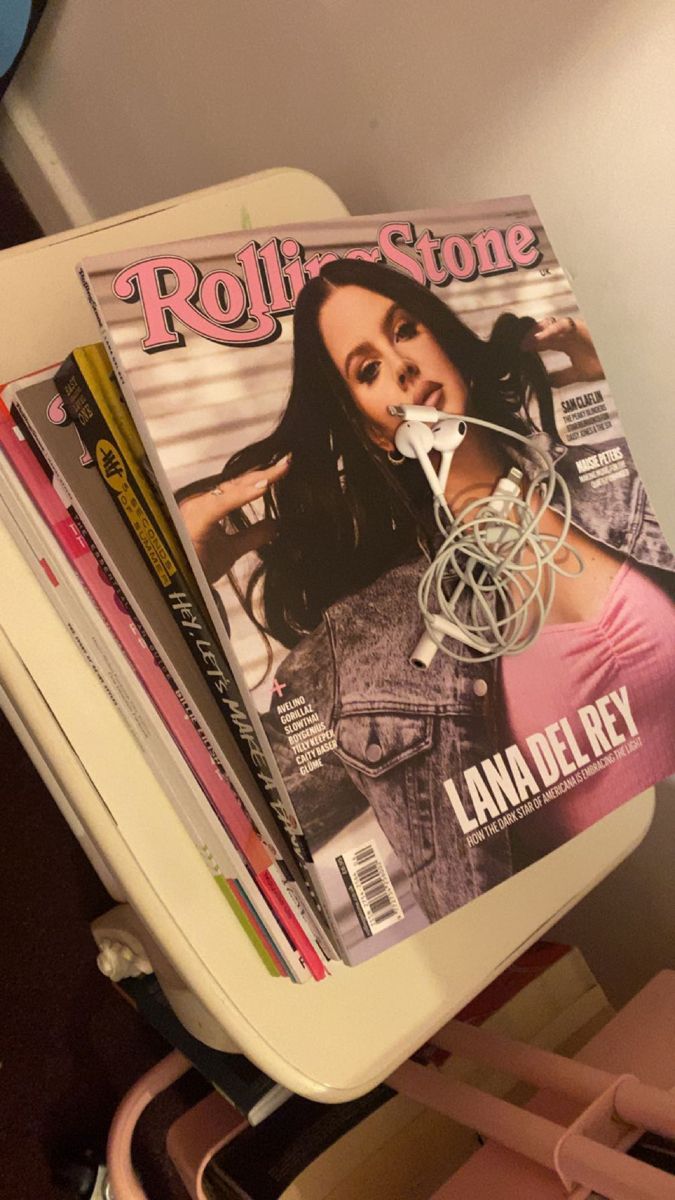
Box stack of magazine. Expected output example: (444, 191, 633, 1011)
(3, 196, 673, 983)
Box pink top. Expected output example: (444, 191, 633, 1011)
(501, 560, 675, 854)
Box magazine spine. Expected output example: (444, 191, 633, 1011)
(57, 333, 336, 942)
(118, 974, 291, 1124)
(10, 389, 266, 865)
(9, 380, 333, 970)
(79, 285, 341, 952)
(56, 353, 279, 804)
(0, 450, 289, 979)
(0, 403, 327, 981)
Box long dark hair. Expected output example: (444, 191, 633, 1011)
(221, 258, 555, 649)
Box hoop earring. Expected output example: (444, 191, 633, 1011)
(387, 448, 406, 466)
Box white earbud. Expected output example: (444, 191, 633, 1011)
(433, 418, 467, 493)
(411, 612, 490, 669)
(390, 407, 467, 500)
(432, 419, 467, 451)
(394, 420, 443, 498)
(392, 419, 435, 455)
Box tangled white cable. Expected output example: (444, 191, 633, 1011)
(387, 405, 584, 666)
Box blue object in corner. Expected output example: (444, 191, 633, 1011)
(0, 0, 32, 78)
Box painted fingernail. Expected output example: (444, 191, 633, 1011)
(254, 479, 269, 491)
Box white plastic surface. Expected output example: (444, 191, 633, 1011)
(96, 939, 153, 982)
(0, 169, 654, 1100)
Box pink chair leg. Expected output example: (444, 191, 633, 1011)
(106, 1050, 192, 1200)
(557, 1133, 675, 1200)
(435, 1018, 675, 1141)
(166, 1090, 248, 1200)
(389, 1059, 675, 1199)
(389, 1060, 561, 1170)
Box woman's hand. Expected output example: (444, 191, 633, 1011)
(520, 316, 604, 388)
(179, 454, 291, 581)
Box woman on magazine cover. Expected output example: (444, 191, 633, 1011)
(178, 259, 675, 924)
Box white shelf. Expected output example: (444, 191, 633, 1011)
(0, 169, 654, 1100)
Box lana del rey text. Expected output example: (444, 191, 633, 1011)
(110, 220, 541, 353)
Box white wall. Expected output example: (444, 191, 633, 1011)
(4, 1, 673, 517)
(3, 0, 674, 1001)
(551, 776, 675, 1008)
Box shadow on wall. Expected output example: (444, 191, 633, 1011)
(550, 777, 675, 1008)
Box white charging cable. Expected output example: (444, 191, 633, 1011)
(388, 406, 584, 666)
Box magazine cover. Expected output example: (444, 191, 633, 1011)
(79, 197, 675, 966)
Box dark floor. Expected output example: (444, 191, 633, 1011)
(0, 166, 200, 1200)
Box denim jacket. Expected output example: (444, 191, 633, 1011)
(263, 435, 675, 923)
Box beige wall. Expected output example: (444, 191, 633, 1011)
(551, 776, 675, 1008)
(7, 0, 673, 523)
(4, 0, 674, 999)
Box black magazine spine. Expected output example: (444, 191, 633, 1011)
(119, 974, 287, 1120)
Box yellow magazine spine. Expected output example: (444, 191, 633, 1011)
(72, 343, 191, 578)
(56, 353, 183, 595)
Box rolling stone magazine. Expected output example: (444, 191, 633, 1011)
(70, 197, 675, 966)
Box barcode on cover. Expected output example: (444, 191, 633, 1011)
(337, 841, 404, 936)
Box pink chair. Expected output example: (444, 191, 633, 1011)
(390, 970, 675, 1199)
(104, 971, 675, 1200)
(105, 1049, 246, 1200)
